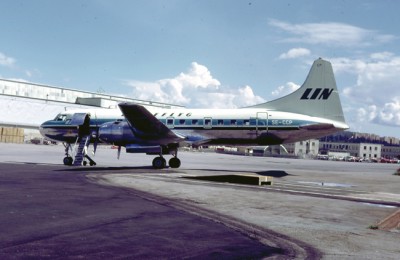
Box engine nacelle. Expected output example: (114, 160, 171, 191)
(98, 121, 135, 145)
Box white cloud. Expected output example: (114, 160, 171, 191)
(376, 98, 400, 126)
(356, 100, 400, 127)
(278, 48, 311, 59)
(25, 70, 33, 77)
(271, 82, 300, 98)
(337, 54, 400, 128)
(356, 105, 377, 123)
(370, 52, 394, 61)
(268, 19, 395, 47)
(0, 52, 16, 67)
(340, 55, 400, 105)
(124, 62, 265, 108)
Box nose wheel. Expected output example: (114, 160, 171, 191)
(63, 156, 73, 166)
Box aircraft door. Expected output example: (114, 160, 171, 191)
(256, 112, 268, 137)
(69, 113, 91, 137)
(69, 113, 88, 125)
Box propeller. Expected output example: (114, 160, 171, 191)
(117, 146, 121, 159)
(92, 114, 100, 156)
(91, 128, 99, 155)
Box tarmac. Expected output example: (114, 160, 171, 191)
(1, 143, 399, 259)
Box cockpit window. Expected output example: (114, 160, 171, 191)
(54, 114, 68, 121)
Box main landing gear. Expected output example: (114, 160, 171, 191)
(151, 148, 181, 169)
(152, 156, 181, 169)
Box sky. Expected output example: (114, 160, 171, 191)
(1, 0, 400, 138)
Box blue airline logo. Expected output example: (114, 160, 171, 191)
(300, 88, 333, 100)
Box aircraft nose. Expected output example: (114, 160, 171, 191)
(39, 120, 50, 136)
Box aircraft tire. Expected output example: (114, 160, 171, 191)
(169, 157, 181, 168)
(152, 156, 166, 169)
(63, 156, 73, 166)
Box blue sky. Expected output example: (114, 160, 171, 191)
(1, 0, 400, 138)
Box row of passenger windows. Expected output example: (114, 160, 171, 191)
(161, 118, 268, 126)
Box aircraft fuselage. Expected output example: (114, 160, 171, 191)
(40, 107, 348, 146)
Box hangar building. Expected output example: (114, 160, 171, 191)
(0, 78, 181, 142)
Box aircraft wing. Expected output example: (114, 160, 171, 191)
(118, 103, 183, 143)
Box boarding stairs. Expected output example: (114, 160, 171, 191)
(72, 135, 89, 166)
(72, 135, 96, 166)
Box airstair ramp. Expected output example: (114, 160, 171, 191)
(73, 135, 90, 166)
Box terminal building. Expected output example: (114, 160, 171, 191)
(319, 142, 382, 160)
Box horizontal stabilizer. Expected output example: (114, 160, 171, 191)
(299, 123, 335, 131)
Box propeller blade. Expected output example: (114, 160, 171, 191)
(92, 140, 98, 155)
(91, 128, 99, 155)
(117, 146, 121, 160)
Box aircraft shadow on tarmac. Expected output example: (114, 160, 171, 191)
(54, 166, 156, 172)
(256, 170, 290, 178)
(52, 166, 291, 177)
(189, 169, 291, 178)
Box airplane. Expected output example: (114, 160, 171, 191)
(39, 58, 349, 169)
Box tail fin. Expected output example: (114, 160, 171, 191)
(251, 58, 346, 123)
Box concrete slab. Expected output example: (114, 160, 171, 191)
(0, 143, 399, 259)
(0, 163, 275, 259)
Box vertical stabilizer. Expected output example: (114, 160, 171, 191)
(251, 58, 346, 123)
